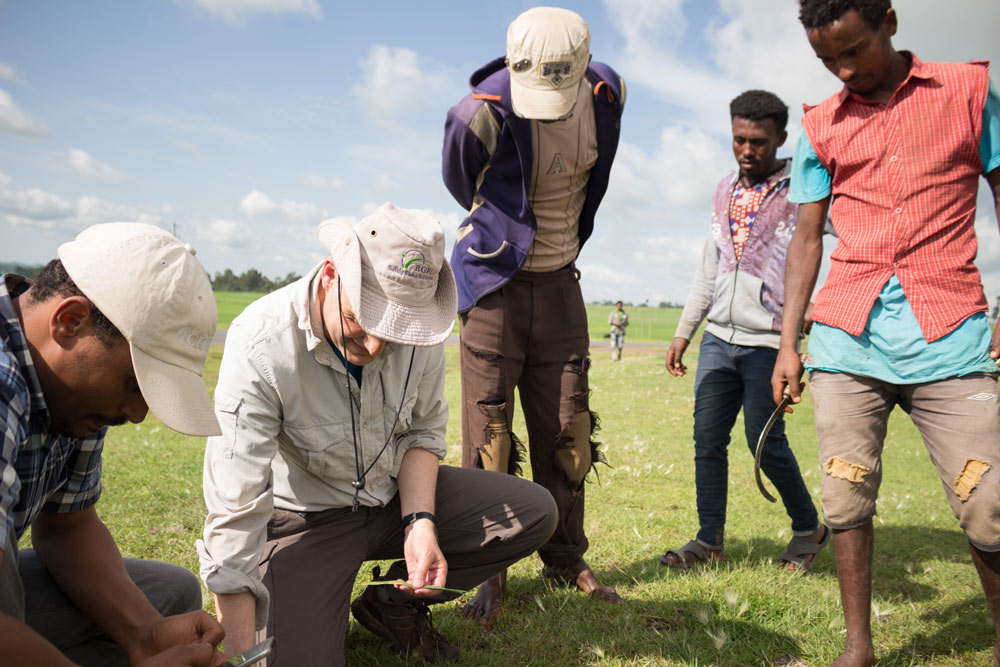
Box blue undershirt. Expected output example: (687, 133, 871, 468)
(328, 340, 363, 386)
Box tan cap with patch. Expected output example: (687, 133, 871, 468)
(506, 6, 590, 120)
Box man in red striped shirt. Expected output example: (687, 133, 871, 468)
(773, 1, 1000, 665)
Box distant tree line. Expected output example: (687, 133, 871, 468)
(0, 263, 43, 280)
(211, 268, 301, 293)
(591, 299, 684, 309)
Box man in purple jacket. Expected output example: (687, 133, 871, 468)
(441, 6, 626, 625)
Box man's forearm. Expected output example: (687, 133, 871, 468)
(780, 200, 829, 350)
(396, 447, 439, 517)
(0, 614, 77, 666)
(215, 592, 256, 657)
(32, 508, 161, 659)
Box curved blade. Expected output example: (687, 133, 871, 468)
(754, 393, 791, 503)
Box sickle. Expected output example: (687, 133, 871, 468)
(754, 390, 793, 503)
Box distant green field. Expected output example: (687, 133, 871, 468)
(214, 291, 265, 327)
(215, 291, 688, 343)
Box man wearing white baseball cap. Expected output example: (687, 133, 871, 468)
(0, 222, 226, 666)
(199, 203, 556, 665)
(442, 6, 627, 624)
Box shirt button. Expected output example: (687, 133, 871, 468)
(895, 208, 902, 214)
(889, 155, 898, 162)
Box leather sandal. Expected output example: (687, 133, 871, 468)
(658, 539, 725, 569)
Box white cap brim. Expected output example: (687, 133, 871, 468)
(132, 344, 221, 436)
(510, 76, 580, 120)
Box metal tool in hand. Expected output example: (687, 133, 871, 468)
(754, 388, 795, 503)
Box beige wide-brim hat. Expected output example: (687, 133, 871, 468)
(59, 223, 221, 437)
(317, 203, 457, 347)
(506, 6, 591, 120)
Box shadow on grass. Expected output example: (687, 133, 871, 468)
(629, 524, 975, 597)
(880, 593, 995, 665)
(345, 592, 803, 666)
(343, 525, 985, 665)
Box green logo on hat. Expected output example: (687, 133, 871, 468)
(402, 250, 427, 269)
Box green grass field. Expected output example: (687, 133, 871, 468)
(81, 322, 996, 665)
(215, 291, 687, 343)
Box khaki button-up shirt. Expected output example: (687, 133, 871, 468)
(197, 265, 448, 627)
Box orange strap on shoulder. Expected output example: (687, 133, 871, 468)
(593, 81, 614, 103)
(473, 93, 502, 101)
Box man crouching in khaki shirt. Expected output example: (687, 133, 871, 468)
(198, 203, 557, 666)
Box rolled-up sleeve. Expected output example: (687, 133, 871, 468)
(197, 324, 282, 630)
(390, 345, 448, 476)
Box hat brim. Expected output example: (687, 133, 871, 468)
(510, 76, 580, 120)
(132, 344, 221, 437)
(357, 259, 457, 347)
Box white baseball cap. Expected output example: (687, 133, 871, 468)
(317, 203, 457, 347)
(506, 6, 591, 120)
(58, 223, 221, 437)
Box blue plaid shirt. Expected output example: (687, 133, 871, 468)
(1, 275, 103, 548)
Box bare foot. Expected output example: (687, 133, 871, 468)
(780, 524, 830, 571)
(544, 559, 622, 603)
(829, 644, 875, 667)
(461, 571, 506, 627)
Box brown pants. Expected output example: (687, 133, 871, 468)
(258, 466, 556, 666)
(459, 266, 600, 568)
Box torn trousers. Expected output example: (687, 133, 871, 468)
(811, 370, 1000, 550)
(459, 265, 599, 568)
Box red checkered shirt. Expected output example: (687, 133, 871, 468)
(802, 54, 991, 342)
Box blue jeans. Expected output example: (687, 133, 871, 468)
(692, 332, 819, 548)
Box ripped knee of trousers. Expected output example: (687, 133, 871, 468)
(475, 401, 524, 476)
(555, 409, 607, 487)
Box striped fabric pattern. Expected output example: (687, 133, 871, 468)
(0, 275, 104, 547)
(802, 54, 991, 342)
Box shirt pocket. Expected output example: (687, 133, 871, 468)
(214, 393, 244, 460)
(283, 421, 349, 480)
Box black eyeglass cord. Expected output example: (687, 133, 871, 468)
(329, 277, 415, 511)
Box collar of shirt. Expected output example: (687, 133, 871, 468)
(1, 275, 50, 423)
(835, 51, 934, 108)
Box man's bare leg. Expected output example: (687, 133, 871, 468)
(969, 544, 1000, 666)
(461, 570, 506, 627)
(831, 522, 875, 667)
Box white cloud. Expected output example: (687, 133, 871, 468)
(0, 88, 48, 138)
(197, 218, 250, 248)
(0, 64, 22, 84)
(74, 196, 162, 226)
(68, 149, 127, 183)
(187, 0, 321, 25)
(239, 189, 324, 220)
(0, 171, 73, 220)
(239, 189, 276, 217)
(303, 173, 348, 191)
(351, 45, 448, 119)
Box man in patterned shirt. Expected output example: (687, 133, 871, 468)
(773, 1, 1000, 664)
(0, 223, 226, 666)
(661, 90, 827, 571)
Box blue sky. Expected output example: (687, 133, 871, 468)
(3, 0, 1000, 306)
